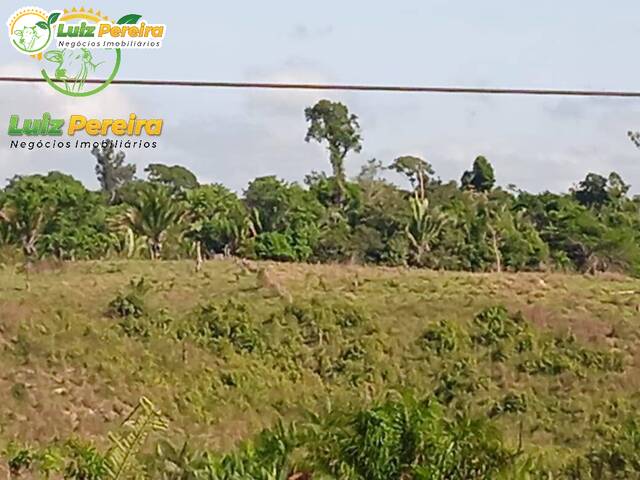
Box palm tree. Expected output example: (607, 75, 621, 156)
(120, 184, 185, 260)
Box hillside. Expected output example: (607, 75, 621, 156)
(2, 260, 640, 477)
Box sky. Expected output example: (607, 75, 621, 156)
(1, 0, 640, 194)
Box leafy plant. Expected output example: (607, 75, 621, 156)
(108, 277, 150, 319)
(418, 320, 458, 355)
(105, 397, 168, 479)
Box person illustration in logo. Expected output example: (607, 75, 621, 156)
(44, 48, 103, 93)
(14, 25, 41, 51)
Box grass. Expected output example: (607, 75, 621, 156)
(1, 259, 640, 473)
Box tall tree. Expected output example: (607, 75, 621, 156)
(305, 100, 362, 205)
(573, 173, 609, 208)
(93, 145, 136, 204)
(145, 163, 199, 191)
(461, 156, 496, 193)
(389, 156, 435, 201)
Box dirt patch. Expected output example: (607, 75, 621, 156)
(0, 301, 32, 340)
(522, 304, 613, 344)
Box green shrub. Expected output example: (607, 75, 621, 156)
(5, 443, 34, 477)
(471, 305, 527, 347)
(284, 298, 369, 346)
(63, 439, 108, 480)
(313, 394, 515, 480)
(108, 277, 150, 319)
(434, 358, 486, 405)
(191, 300, 263, 354)
(519, 334, 625, 376)
(418, 320, 458, 354)
(568, 419, 640, 478)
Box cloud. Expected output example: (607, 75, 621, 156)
(290, 25, 334, 41)
(0, 61, 137, 188)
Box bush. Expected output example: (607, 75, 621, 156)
(254, 232, 301, 262)
(471, 305, 527, 347)
(190, 300, 263, 354)
(313, 394, 515, 480)
(518, 334, 625, 376)
(418, 320, 458, 355)
(108, 277, 150, 319)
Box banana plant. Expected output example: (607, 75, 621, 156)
(119, 184, 186, 260)
(406, 196, 448, 267)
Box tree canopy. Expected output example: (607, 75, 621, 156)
(1, 100, 638, 277)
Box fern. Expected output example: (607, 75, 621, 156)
(105, 397, 168, 480)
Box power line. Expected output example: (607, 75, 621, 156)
(1, 76, 640, 98)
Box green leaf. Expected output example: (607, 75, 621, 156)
(47, 12, 60, 25)
(117, 14, 142, 25)
(36, 21, 48, 30)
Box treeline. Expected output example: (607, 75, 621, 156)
(1, 99, 639, 275)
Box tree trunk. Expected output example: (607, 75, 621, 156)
(195, 241, 203, 272)
(21, 233, 38, 258)
(490, 227, 502, 273)
(331, 154, 346, 206)
(149, 240, 162, 260)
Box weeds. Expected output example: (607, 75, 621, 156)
(418, 320, 458, 355)
(108, 277, 150, 319)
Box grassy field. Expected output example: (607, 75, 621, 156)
(1, 260, 640, 474)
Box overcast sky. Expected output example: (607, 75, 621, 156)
(2, 0, 640, 193)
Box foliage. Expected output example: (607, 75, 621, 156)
(189, 300, 264, 354)
(146, 163, 199, 191)
(184, 184, 254, 257)
(312, 394, 514, 480)
(419, 320, 458, 354)
(108, 277, 151, 320)
(92, 144, 136, 204)
(461, 156, 496, 193)
(2, 263, 640, 478)
(105, 397, 168, 479)
(119, 183, 186, 260)
(305, 100, 362, 205)
(1, 100, 639, 277)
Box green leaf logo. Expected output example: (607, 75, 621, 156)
(47, 12, 60, 25)
(36, 21, 48, 29)
(117, 14, 142, 25)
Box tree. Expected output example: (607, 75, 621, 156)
(607, 172, 630, 205)
(305, 100, 362, 205)
(573, 173, 608, 208)
(0, 175, 55, 258)
(389, 156, 435, 201)
(406, 197, 448, 266)
(573, 172, 630, 209)
(0, 173, 111, 260)
(93, 145, 136, 204)
(120, 183, 185, 260)
(461, 156, 496, 193)
(145, 163, 199, 191)
(244, 176, 323, 262)
(185, 184, 255, 267)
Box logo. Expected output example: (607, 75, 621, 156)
(7, 6, 165, 97)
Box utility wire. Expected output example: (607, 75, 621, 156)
(1, 76, 640, 98)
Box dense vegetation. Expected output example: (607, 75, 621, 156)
(1, 100, 640, 277)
